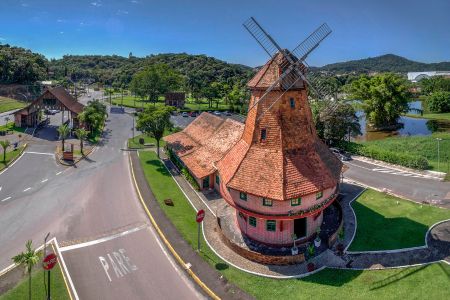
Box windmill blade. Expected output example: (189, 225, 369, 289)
(243, 17, 283, 58)
(290, 23, 332, 61)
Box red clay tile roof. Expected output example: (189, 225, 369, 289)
(164, 113, 244, 178)
(218, 61, 342, 201)
(181, 119, 244, 178)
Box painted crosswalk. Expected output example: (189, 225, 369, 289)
(371, 168, 433, 178)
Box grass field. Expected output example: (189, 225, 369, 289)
(349, 189, 450, 251)
(128, 129, 174, 149)
(0, 122, 26, 134)
(361, 132, 450, 173)
(0, 267, 70, 300)
(407, 112, 450, 121)
(138, 150, 450, 299)
(0, 145, 26, 172)
(0, 97, 27, 114)
(112, 95, 231, 111)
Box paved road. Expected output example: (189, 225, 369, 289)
(0, 108, 203, 299)
(344, 158, 450, 208)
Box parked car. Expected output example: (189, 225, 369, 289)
(225, 111, 232, 116)
(213, 111, 221, 116)
(181, 112, 189, 117)
(190, 111, 198, 117)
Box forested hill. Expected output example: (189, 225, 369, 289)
(318, 54, 450, 74)
(0, 44, 48, 84)
(49, 53, 254, 86)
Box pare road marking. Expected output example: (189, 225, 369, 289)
(23, 187, 31, 192)
(99, 249, 138, 282)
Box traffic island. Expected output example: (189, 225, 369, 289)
(55, 143, 95, 166)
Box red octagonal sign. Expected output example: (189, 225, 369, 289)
(43, 253, 58, 270)
(196, 209, 205, 223)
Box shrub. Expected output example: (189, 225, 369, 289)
(427, 91, 450, 113)
(181, 167, 200, 191)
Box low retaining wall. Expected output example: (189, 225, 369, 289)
(327, 200, 344, 248)
(215, 223, 305, 265)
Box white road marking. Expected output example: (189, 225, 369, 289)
(23, 187, 31, 192)
(1, 196, 12, 202)
(56, 171, 62, 176)
(41, 178, 48, 183)
(0, 186, 2, 192)
(59, 224, 147, 252)
(25, 151, 54, 156)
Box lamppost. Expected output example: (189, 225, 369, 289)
(436, 138, 442, 171)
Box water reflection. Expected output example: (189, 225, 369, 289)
(355, 100, 450, 141)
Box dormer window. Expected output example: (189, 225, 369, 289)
(290, 97, 295, 108)
(260, 128, 267, 141)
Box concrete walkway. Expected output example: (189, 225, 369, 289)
(156, 150, 450, 278)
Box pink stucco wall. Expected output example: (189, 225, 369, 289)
(228, 186, 336, 215)
(236, 212, 324, 245)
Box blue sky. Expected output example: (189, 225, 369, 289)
(0, 0, 449, 67)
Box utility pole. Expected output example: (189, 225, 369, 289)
(436, 138, 442, 171)
(43, 232, 50, 298)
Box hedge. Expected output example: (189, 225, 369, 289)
(337, 141, 429, 170)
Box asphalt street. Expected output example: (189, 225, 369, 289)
(0, 100, 204, 298)
(344, 159, 450, 208)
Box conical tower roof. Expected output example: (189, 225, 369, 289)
(217, 53, 342, 201)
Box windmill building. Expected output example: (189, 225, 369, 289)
(165, 18, 342, 247)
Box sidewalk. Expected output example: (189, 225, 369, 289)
(130, 151, 253, 300)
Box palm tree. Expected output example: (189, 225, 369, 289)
(57, 124, 70, 152)
(74, 128, 88, 155)
(0, 140, 11, 163)
(12, 240, 41, 300)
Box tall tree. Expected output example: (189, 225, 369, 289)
(136, 107, 173, 157)
(0, 140, 11, 163)
(78, 100, 107, 137)
(75, 128, 89, 155)
(130, 64, 183, 105)
(311, 100, 361, 144)
(57, 124, 70, 151)
(347, 73, 411, 129)
(12, 240, 41, 300)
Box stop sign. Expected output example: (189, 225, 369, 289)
(43, 253, 58, 270)
(196, 209, 205, 223)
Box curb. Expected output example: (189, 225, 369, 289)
(0, 238, 79, 300)
(128, 152, 220, 300)
(55, 145, 96, 166)
(0, 143, 27, 174)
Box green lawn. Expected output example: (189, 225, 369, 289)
(349, 189, 450, 251)
(0, 145, 26, 172)
(0, 97, 27, 114)
(407, 112, 450, 121)
(0, 267, 70, 300)
(361, 132, 450, 173)
(0, 122, 26, 134)
(112, 95, 231, 111)
(138, 150, 450, 299)
(128, 129, 176, 149)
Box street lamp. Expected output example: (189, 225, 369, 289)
(436, 138, 442, 171)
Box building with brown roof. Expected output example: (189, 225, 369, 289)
(164, 113, 244, 189)
(165, 92, 185, 108)
(14, 87, 84, 128)
(165, 52, 342, 247)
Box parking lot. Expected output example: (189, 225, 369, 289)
(171, 111, 246, 128)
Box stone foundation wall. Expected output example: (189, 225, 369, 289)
(216, 225, 305, 265)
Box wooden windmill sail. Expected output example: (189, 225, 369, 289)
(243, 17, 333, 120)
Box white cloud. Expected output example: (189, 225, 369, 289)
(130, 0, 139, 3)
(59, 31, 64, 34)
(116, 9, 129, 15)
(57, 18, 64, 23)
(21, 3, 29, 7)
(90, 1, 102, 7)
